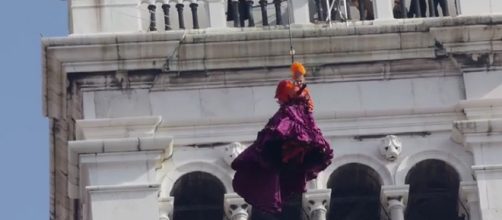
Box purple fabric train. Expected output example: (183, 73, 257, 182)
(231, 88, 334, 214)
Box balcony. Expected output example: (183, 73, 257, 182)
(69, 0, 502, 34)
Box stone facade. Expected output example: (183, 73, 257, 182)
(44, 0, 502, 219)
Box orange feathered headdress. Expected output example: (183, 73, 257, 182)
(290, 62, 306, 76)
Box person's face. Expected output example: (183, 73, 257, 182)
(293, 72, 305, 83)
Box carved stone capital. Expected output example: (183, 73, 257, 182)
(381, 185, 409, 220)
(381, 185, 410, 208)
(303, 189, 331, 220)
(224, 193, 250, 220)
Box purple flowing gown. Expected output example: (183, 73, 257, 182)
(231, 96, 334, 214)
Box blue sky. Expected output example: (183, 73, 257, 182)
(0, 0, 67, 219)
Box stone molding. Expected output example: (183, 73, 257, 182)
(43, 19, 502, 119)
(68, 136, 174, 199)
(76, 116, 163, 140)
(394, 150, 473, 185)
(161, 111, 458, 145)
(86, 183, 161, 193)
(321, 154, 394, 188)
(159, 160, 234, 198)
(452, 118, 502, 146)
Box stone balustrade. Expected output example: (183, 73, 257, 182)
(69, 0, 502, 34)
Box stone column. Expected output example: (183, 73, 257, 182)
(190, 3, 200, 29)
(206, 0, 227, 28)
(159, 197, 174, 220)
(381, 185, 409, 220)
(374, 0, 395, 22)
(176, 3, 185, 29)
(273, 0, 283, 25)
(148, 4, 157, 31)
(303, 189, 331, 220)
(288, 0, 311, 25)
(224, 193, 251, 220)
(460, 182, 482, 220)
(162, 4, 171, 30)
(387, 198, 405, 220)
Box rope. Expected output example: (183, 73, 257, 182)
(286, 0, 295, 64)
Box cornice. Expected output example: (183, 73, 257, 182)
(43, 19, 502, 119)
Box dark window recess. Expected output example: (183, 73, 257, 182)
(171, 171, 226, 220)
(405, 159, 461, 220)
(328, 163, 382, 220)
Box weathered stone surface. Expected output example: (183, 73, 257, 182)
(43, 2, 502, 218)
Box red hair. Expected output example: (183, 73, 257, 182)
(291, 62, 306, 76)
(275, 80, 295, 103)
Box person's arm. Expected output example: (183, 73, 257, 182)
(298, 85, 314, 112)
(296, 83, 307, 96)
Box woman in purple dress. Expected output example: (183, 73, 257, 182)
(231, 62, 334, 217)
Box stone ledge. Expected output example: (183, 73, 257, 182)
(452, 118, 502, 146)
(86, 184, 161, 193)
(79, 151, 163, 163)
(472, 164, 502, 173)
(76, 116, 162, 140)
(159, 111, 458, 145)
(67, 136, 173, 199)
(69, 136, 174, 165)
(454, 118, 502, 134)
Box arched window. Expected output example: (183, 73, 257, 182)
(405, 159, 460, 220)
(171, 171, 226, 220)
(328, 163, 382, 220)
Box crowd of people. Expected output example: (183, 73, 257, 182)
(393, 0, 449, 18)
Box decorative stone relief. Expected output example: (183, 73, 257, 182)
(224, 193, 250, 220)
(222, 142, 245, 166)
(380, 135, 402, 161)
